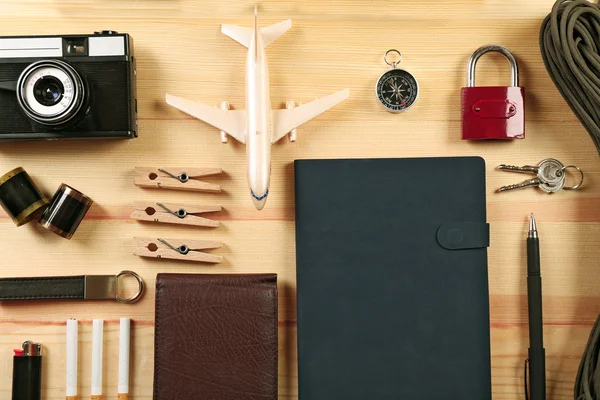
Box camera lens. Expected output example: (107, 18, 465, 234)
(16, 60, 85, 126)
(33, 76, 64, 106)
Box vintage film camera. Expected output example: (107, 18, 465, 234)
(0, 31, 136, 140)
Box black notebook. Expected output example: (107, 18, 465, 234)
(295, 157, 491, 400)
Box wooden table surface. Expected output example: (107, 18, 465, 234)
(0, 0, 598, 398)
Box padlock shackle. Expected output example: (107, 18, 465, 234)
(467, 45, 519, 87)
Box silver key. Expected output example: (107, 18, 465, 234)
(497, 158, 566, 193)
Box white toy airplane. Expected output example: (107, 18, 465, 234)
(166, 8, 350, 210)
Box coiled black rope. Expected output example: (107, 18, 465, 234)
(574, 314, 600, 400)
(540, 2, 600, 399)
(540, 0, 600, 155)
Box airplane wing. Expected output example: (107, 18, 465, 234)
(166, 94, 246, 144)
(271, 88, 350, 143)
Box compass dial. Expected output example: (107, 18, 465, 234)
(376, 69, 419, 112)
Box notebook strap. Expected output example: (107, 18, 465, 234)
(437, 221, 490, 250)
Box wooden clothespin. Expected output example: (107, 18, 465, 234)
(130, 202, 221, 228)
(134, 237, 223, 264)
(134, 167, 222, 193)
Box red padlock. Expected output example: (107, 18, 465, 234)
(461, 45, 525, 140)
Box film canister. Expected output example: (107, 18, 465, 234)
(39, 183, 93, 239)
(0, 167, 48, 227)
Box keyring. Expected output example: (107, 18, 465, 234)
(116, 270, 145, 303)
(559, 165, 584, 190)
(384, 49, 402, 69)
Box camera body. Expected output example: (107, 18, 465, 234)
(0, 31, 137, 140)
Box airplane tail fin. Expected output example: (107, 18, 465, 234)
(261, 19, 292, 47)
(221, 24, 253, 48)
(222, 9, 291, 49)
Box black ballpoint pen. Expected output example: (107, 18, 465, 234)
(527, 213, 546, 400)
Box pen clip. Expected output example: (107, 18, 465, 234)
(524, 358, 529, 400)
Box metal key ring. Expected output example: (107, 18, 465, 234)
(559, 165, 584, 190)
(384, 49, 402, 68)
(116, 270, 145, 303)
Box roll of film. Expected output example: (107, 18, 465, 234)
(0, 167, 48, 226)
(39, 184, 93, 239)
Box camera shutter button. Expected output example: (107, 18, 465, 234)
(95, 30, 118, 35)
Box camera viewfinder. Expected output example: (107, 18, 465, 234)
(63, 38, 88, 56)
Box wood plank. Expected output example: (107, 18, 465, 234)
(0, 0, 598, 399)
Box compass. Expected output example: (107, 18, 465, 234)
(375, 49, 419, 112)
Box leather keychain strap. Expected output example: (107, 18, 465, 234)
(0, 271, 144, 303)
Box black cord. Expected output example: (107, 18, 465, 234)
(540, 0, 600, 155)
(540, 1, 600, 398)
(575, 314, 600, 400)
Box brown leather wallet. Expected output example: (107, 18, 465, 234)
(154, 273, 278, 400)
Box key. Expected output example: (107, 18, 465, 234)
(498, 159, 564, 185)
(497, 176, 565, 192)
(497, 158, 566, 193)
(498, 178, 546, 192)
(497, 164, 539, 174)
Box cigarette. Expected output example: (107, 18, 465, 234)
(118, 318, 130, 399)
(66, 319, 78, 399)
(91, 319, 103, 399)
